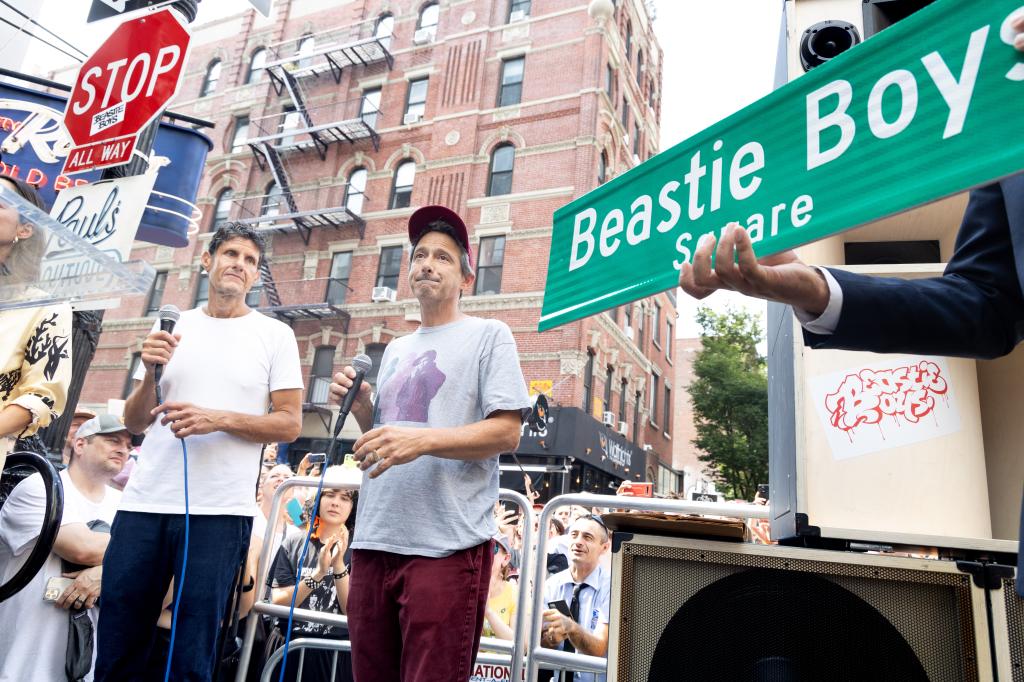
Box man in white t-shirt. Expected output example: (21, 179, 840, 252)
(0, 414, 128, 681)
(95, 224, 303, 681)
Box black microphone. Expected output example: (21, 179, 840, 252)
(327, 353, 373, 464)
(154, 304, 180, 404)
(335, 353, 373, 438)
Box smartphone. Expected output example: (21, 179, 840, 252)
(547, 599, 572, 618)
(757, 484, 770, 500)
(286, 497, 305, 526)
(43, 576, 73, 602)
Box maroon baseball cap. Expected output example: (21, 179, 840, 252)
(408, 205, 473, 268)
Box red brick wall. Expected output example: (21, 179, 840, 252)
(81, 0, 674, 463)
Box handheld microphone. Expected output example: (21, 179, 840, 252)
(154, 304, 180, 404)
(328, 353, 372, 463)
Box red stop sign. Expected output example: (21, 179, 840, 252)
(64, 9, 191, 146)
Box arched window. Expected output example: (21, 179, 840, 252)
(598, 150, 608, 184)
(201, 60, 221, 97)
(261, 181, 283, 218)
(487, 144, 515, 197)
(213, 188, 233, 228)
(390, 160, 416, 209)
(415, 2, 439, 42)
(418, 3, 439, 29)
(246, 48, 267, 84)
(296, 34, 315, 69)
(375, 13, 394, 47)
(345, 167, 368, 214)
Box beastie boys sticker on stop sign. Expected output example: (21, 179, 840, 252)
(62, 9, 191, 174)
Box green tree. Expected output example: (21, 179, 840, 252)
(688, 306, 768, 501)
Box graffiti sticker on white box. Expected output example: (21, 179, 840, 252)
(810, 356, 961, 461)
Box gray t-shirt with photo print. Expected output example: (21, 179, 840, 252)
(352, 316, 530, 558)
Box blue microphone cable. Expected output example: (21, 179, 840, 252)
(277, 454, 330, 682)
(163, 436, 190, 682)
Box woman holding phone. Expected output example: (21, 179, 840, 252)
(268, 467, 357, 682)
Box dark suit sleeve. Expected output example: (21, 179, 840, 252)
(803, 182, 1024, 359)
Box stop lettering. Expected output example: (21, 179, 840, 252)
(63, 9, 191, 146)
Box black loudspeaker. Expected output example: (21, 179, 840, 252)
(863, 0, 938, 39)
(799, 20, 860, 71)
(609, 535, 996, 681)
(993, 574, 1024, 681)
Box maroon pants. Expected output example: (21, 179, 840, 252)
(348, 541, 493, 682)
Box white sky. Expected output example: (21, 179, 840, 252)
(18, 0, 783, 339)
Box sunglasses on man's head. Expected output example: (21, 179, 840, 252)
(578, 513, 608, 534)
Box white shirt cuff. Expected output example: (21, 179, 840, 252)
(793, 266, 843, 335)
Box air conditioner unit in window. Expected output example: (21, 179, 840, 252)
(403, 112, 422, 125)
(623, 324, 634, 339)
(371, 286, 397, 303)
(413, 27, 435, 45)
(602, 411, 616, 427)
(509, 9, 527, 22)
(618, 421, 629, 437)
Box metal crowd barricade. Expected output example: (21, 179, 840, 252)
(526, 493, 771, 681)
(234, 478, 535, 682)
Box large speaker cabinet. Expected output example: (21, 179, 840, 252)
(768, 0, 1024, 553)
(608, 534, 1017, 681)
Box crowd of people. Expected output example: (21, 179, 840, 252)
(0, 199, 618, 682)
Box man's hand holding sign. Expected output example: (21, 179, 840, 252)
(676, 7, 1024, 604)
(539, 0, 1024, 331)
(678, 11, 1024, 314)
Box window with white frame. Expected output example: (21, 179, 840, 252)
(390, 160, 416, 209)
(404, 78, 428, 122)
(247, 48, 267, 84)
(474, 236, 505, 295)
(201, 60, 221, 97)
(345, 167, 368, 215)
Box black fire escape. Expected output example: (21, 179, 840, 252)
(230, 26, 393, 330)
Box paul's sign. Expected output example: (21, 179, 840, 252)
(0, 80, 211, 247)
(539, 0, 1024, 331)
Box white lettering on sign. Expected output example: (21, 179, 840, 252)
(806, 26, 990, 170)
(0, 100, 73, 164)
(569, 140, 768, 272)
(70, 45, 182, 122)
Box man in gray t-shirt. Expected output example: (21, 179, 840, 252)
(330, 205, 530, 682)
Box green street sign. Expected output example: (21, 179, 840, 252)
(538, 0, 1024, 331)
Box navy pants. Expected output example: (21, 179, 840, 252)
(95, 511, 252, 682)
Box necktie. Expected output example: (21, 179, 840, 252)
(564, 582, 585, 682)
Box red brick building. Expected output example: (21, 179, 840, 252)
(79, 0, 676, 496)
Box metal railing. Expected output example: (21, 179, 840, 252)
(263, 20, 393, 76)
(525, 493, 770, 680)
(245, 99, 380, 150)
(232, 185, 364, 233)
(235, 479, 535, 682)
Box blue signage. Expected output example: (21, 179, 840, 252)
(0, 79, 212, 247)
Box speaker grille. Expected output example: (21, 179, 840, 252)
(617, 542, 979, 682)
(1003, 578, 1023, 681)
